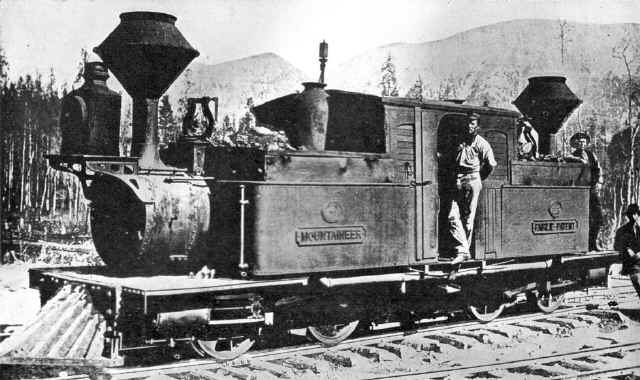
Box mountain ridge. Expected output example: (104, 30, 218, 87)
(330, 19, 640, 103)
(164, 19, 640, 123)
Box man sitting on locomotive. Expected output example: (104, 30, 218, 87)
(449, 113, 497, 265)
(614, 203, 640, 298)
(564, 132, 604, 251)
(517, 117, 539, 160)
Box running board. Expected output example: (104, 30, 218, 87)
(208, 317, 265, 326)
(319, 260, 554, 288)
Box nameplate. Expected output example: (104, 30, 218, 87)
(531, 219, 578, 235)
(295, 226, 366, 246)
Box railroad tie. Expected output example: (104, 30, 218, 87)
(400, 335, 452, 355)
(319, 350, 353, 367)
(537, 317, 587, 329)
(30, 291, 91, 357)
(281, 355, 319, 373)
(568, 312, 606, 325)
(422, 334, 469, 350)
(190, 369, 233, 380)
(374, 342, 421, 360)
(482, 324, 530, 340)
(0, 284, 106, 363)
(350, 345, 398, 362)
(214, 366, 262, 380)
(557, 351, 640, 379)
(439, 333, 480, 349)
(5, 285, 86, 357)
(0, 284, 75, 356)
(506, 363, 569, 378)
(468, 369, 511, 379)
(552, 358, 599, 372)
(463, 329, 511, 345)
(47, 306, 93, 357)
(82, 315, 106, 359)
(246, 358, 292, 378)
(510, 320, 559, 335)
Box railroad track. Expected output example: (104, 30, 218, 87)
(9, 283, 639, 380)
(98, 299, 639, 380)
(366, 342, 640, 379)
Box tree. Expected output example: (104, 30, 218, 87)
(176, 68, 194, 121)
(379, 54, 399, 97)
(558, 20, 573, 66)
(72, 48, 89, 89)
(438, 75, 460, 100)
(0, 46, 7, 257)
(235, 97, 255, 146)
(405, 77, 424, 101)
(0, 64, 92, 240)
(120, 102, 132, 156)
(158, 95, 176, 145)
(0, 46, 8, 86)
(612, 38, 640, 211)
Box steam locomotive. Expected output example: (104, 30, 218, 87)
(20, 12, 619, 363)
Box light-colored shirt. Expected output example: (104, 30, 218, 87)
(456, 135, 497, 173)
(571, 148, 603, 186)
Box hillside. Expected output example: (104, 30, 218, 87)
(329, 19, 640, 109)
(165, 52, 311, 121)
(161, 19, 640, 124)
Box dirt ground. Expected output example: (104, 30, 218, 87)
(0, 262, 41, 325)
(0, 240, 102, 325)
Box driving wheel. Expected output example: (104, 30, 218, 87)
(536, 292, 565, 313)
(190, 336, 255, 362)
(307, 320, 360, 346)
(468, 302, 505, 322)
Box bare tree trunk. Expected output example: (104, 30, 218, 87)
(26, 129, 34, 209)
(74, 180, 80, 222)
(20, 127, 26, 212)
(51, 171, 57, 215)
(8, 137, 13, 211)
(621, 48, 638, 208)
(0, 111, 4, 262)
(40, 166, 49, 211)
(34, 139, 39, 209)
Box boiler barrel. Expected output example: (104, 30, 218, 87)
(86, 173, 210, 271)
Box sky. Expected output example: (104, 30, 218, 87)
(1, 0, 640, 86)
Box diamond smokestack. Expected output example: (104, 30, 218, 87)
(94, 12, 199, 168)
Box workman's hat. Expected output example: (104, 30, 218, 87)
(570, 132, 591, 148)
(626, 204, 640, 219)
(468, 112, 480, 121)
(518, 117, 533, 128)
